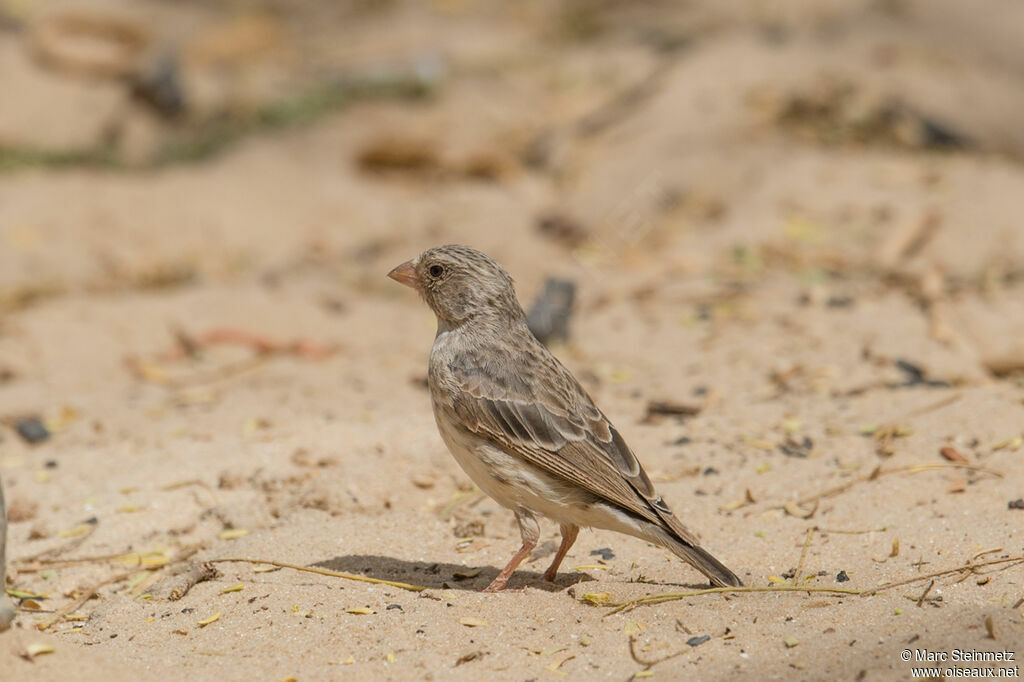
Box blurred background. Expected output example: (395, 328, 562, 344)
(3, 0, 1024, 299)
(2, 1, 1024, 677)
(3, 0, 1024, 408)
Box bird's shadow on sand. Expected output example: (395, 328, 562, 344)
(312, 555, 585, 592)
(312, 555, 716, 592)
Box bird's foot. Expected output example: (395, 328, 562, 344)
(482, 579, 509, 593)
(482, 578, 527, 593)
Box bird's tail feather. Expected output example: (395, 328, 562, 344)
(655, 529, 743, 587)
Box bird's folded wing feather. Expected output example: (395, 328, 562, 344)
(447, 356, 700, 546)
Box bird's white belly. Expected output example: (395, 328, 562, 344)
(433, 407, 649, 538)
(434, 410, 540, 507)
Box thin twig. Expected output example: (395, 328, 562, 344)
(902, 464, 1001, 477)
(901, 393, 962, 419)
(18, 521, 98, 563)
(16, 546, 196, 572)
(166, 562, 221, 601)
(125, 354, 268, 390)
(32, 545, 201, 628)
(792, 528, 814, 585)
(159, 479, 220, 507)
(596, 554, 1024, 614)
(813, 526, 888, 535)
(36, 570, 139, 630)
(15, 551, 134, 571)
(916, 580, 934, 607)
(862, 555, 1024, 596)
(208, 558, 427, 592)
(969, 547, 1003, 563)
(781, 463, 1002, 510)
(604, 585, 862, 616)
(628, 634, 689, 671)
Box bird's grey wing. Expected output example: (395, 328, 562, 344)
(446, 350, 700, 546)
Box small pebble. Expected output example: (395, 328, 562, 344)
(411, 475, 435, 489)
(15, 418, 50, 444)
(1008, 499, 1024, 510)
(686, 635, 711, 647)
(836, 570, 850, 583)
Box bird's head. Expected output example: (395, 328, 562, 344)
(388, 245, 523, 329)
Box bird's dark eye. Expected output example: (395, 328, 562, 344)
(428, 264, 444, 278)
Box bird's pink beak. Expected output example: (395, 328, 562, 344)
(387, 260, 419, 289)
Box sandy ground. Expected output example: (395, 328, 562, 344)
(1, 1, 1023, 679)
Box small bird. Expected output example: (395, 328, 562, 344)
(388, 245, 742, 591)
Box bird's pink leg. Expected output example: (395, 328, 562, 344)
(483, 509, 539, 592)
(543, 523, 579, 582)
(482, 540, 535, 592)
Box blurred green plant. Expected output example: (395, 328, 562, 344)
(0, 70, 437, 173)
